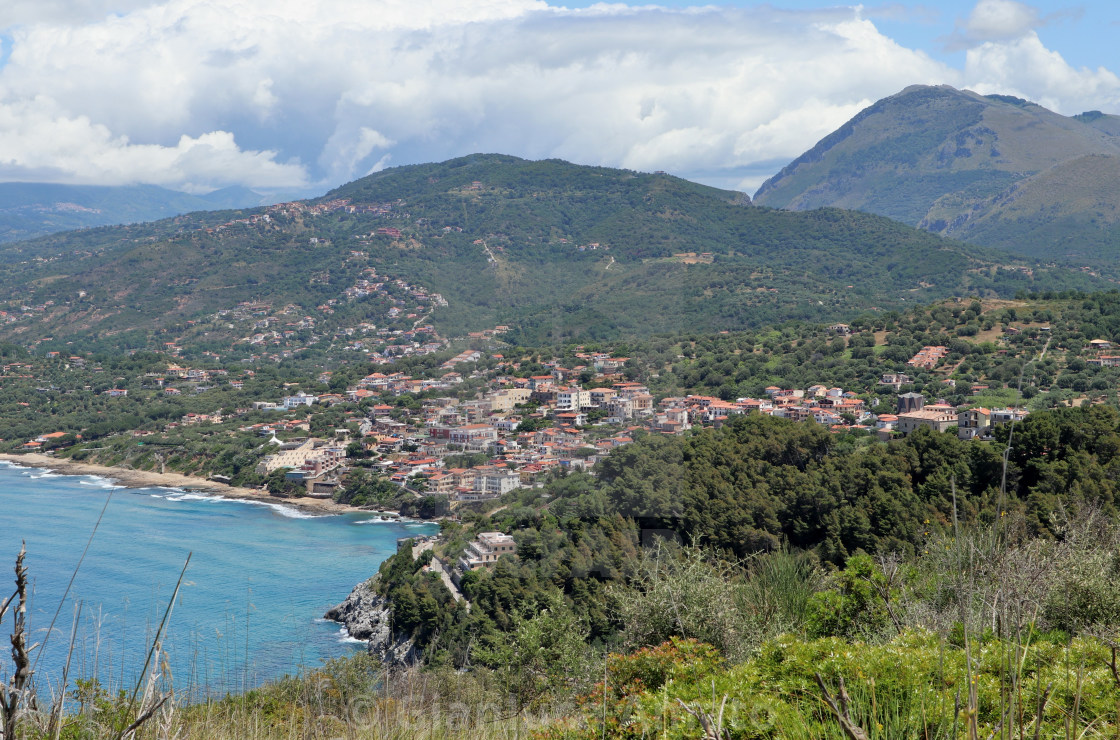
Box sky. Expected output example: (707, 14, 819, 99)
(0, 0, 1117, 196)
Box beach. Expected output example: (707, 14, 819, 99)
(0, 452, 354, 514)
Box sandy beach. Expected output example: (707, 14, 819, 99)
(0, 452, 355, 514)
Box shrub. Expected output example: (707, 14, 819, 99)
(805, 554, 892, 639)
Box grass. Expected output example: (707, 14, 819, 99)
(6, 643, 562, 739)
(966, 388, 1021, 408)
(169, 657, 560, 740)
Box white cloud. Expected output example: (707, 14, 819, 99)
(319, 126, 397, 182)
(366, 153, 393, 176)
(0, 97, 308, 190)
(944, 0, 1086, 52)
(0, 1, 154, 28)
(318, 7, 951, 185)
(964, 33, 1120, 114)
(962, 0, 1040, 42)
(0, 0, 1115, 194)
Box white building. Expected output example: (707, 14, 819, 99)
(474, 468, 521, 496)
(555, 388, 591, 412)
(458, 532, 518, 570)
(283, 392, 318, 409)
(606, 396, 634, 421)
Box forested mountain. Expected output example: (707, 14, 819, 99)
(0, 182, 277, 243)
(0, 155, 1103, 352)
(753, 85, 1120, 267)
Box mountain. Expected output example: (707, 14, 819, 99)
(0, 182, 280, 244)
(0, 154, 1104, 354)
(753, 85, 1120, 266)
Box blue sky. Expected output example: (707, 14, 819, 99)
(557, 1, 1110, 70)
(0, 0, 1116, 194)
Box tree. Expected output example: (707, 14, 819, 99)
(336, 469, 399, 506)
(471, 590, 591, 711)
(609, 544, 764, 662)
(517, 416, 552, 433)
(264, 469, 304, 498)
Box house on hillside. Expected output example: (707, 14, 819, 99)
(958, 408, 991, 440)
(283, 392, 318, 409)
(907, 346, 949, 370)
(897, 408, 957, 435)
(878, 373, 912, 391)
(991, 408, 1029, 425)
(458, 532, 518, 571)
(472, 467, 522, 497)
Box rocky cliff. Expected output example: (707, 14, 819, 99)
(324, 577, 421, 667)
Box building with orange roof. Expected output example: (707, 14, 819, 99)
(958, 407, 991, 440)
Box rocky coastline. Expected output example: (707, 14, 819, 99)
(324, 577, 420, 667)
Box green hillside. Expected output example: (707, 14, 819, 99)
(0, 154, 1104, 353)
(753, 85, 1120, 267)
(946, 153, 1120, 263)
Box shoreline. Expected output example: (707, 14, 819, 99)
(0, 452, 355, 515)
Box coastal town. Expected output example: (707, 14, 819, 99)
(6, 315, 1080, 513)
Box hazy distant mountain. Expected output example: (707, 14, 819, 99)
(0, 183, 279, 243)
(753, 85, 1120, 266)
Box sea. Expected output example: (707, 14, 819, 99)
(0, 461, 437, 698)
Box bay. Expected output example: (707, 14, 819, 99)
(0, 461, 437, 697)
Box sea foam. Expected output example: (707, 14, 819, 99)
(336, 627, 366, 645)
(155, 486, 327, 518)
(79, 476, 123, 490)
(229, 497, 328, 519)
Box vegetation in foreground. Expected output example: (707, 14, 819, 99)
(4, 499, 1120, 738)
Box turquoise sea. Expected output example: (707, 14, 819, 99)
(0, 461, 437, 697)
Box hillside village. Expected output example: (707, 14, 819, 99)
(207, 265, 449, 363)
(16, 292, 1117, 513)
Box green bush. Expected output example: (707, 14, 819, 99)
(805, 554, 893, 639)
(1044, 547, 1120, 631)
